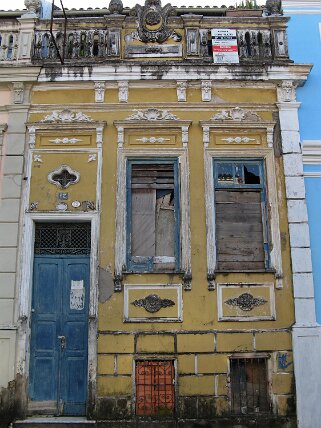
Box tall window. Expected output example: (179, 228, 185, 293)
(214, 159, 269, 271)
(230, 357, 270, 414)
(126, 160, 180, 272)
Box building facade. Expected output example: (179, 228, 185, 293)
(0, 0, 319, 426)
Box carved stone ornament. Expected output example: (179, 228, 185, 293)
(132, 294, 175, 313)
(94, 82, 105, 103)
(24, 0, 41, 14)
(49, 138, 82, 145)
(127, 108, 178, 121)
(113, 274, 123, 292)
(48, 165, 80, 189)
(202, 80, 212, 102)
(30, 201, 39, 211)
(225, 292, 267, 312)
(177, 80, 187, 102)
(82, 201, 96, 211)
(265, 0, 283, 16)
(211, 107, 260, 122)
(222, 137, 256, 144)
(13, 82, 24, 104)
(136, 136, 170, 143)
(33, 154, 43, 163)
(277, 81, 296, 103)
(109, 0, 123, 14)
(131, 0, 182, 43)
(41, 109, 93, 123)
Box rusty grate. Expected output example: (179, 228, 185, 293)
(135, 360, 175, 417)
(230, 357, 270, 414)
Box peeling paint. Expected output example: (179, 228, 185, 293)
(99, 267, 115, 303)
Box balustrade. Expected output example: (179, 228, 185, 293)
(0, 32, 19, 61)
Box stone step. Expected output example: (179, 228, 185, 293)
(13, 417, 96, 428)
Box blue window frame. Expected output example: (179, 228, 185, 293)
(126, 159, 180, 273)
(214, 159, 270, 271)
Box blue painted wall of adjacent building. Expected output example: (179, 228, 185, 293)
(284, 2, 321, 323)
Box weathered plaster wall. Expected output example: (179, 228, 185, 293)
(26, 81, 297, 424)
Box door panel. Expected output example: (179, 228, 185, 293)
(29, 259, 60, 402)
(29, 256, 90, 416)
(61, 260, 89, 415)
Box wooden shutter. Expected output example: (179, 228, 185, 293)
(216, 190, 265, 270)
(131, 164, 175, 262)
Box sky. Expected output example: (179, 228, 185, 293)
(2, 0, 265, 11)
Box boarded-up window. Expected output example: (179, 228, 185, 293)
(230, 357, 270, 414)
(127, 161, 179, 272)
(214, 160, 269, 271)
(136, 360, 175, 416)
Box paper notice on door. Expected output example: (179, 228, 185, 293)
(70, 280, 84, 310)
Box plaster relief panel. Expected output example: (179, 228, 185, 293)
(39, 133, 92, 147)
(127, 130, 179, 147)
(29, 151, 98, 212)
(124, 284, 182, 322)
(211, 130, 266, 147)
(217, 283, 275, 321)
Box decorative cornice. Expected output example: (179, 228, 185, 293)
(132, 294, 175, 313)
(37, 64, 312, 86)
(41, 109, 93, 123)
(302, 140, 321, 165)
(225, 292, 267, 311)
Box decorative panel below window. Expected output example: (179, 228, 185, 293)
(230, 357, 270, 414)
(135, 360, 175, 416)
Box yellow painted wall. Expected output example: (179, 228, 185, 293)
(27, 83, 295, 412)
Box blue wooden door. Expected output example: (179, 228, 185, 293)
(29, 256, 90, 415)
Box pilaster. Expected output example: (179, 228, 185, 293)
(278, 81, 321, 428)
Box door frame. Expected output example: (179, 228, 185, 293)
(16, 212, 100, 415)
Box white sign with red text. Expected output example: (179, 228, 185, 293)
(211, 28, 239, 64)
